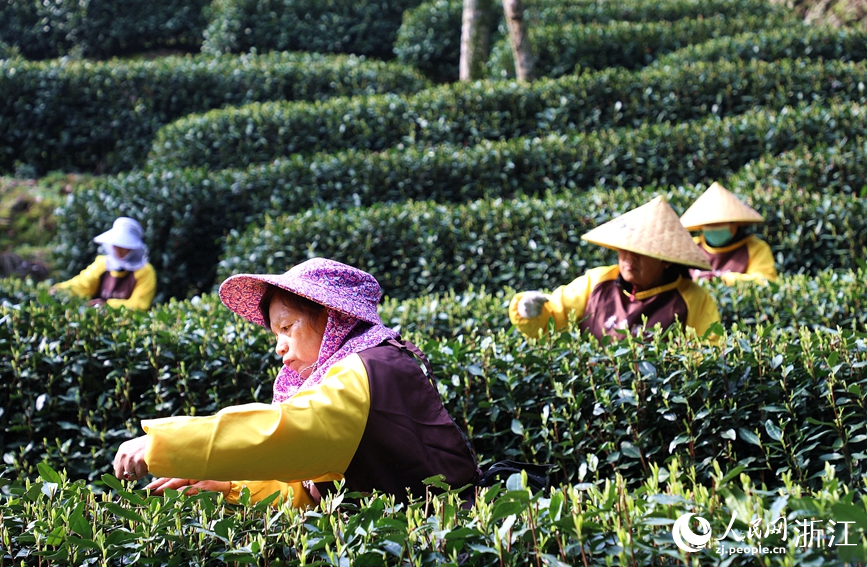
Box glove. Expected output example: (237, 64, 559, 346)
(517, 291, 549, 319)
(690, 269, 722, 281)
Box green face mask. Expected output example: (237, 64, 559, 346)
(703, 227, 733, 247)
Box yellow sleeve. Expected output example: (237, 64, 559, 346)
(721, 237, 777, 284)
(225, 474, 341, 507)
(509, 266, 618, 338)
(142, 354, 370, 484)
(680, 280, 722, 340)
(225, 480, 307, 507)
(53, 256, 106, 298)
(106, 263, 157, 311)
(226, 480, 291, 505)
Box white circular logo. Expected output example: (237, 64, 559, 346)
(672, 513, 712, 552)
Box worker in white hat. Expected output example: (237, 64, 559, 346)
(680, 182, 777, 284)
(509, 196, 720, 341)
(52, 217, 157, 310)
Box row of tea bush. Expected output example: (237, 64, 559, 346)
(653, 25, 867, 67)
(4, 20, 862, 175)
(54, 101, 867, 299)
(0, 0, 209, 60)
(217, 183, 867, 300)
(395, 0, 793, 80)
(0, 0, 425, 61)
(202, 0, 423, 59)
(0, 52, 428, 175)
(147, 57, 867, 170)
(486, 13, 798, 79)
(2, 270, 865, 488)
(4, 460, 863, 566)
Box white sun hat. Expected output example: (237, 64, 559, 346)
(93, 217, 146, 250)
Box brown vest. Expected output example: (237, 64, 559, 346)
(580, 276, 688, 340)
(701, 238, 750, 274)
(96, 271, 137, 301)
(317, 341, 480, 504)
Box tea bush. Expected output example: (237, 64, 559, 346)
(0, 52, 429, 175)
(395, 0, 789, 82)
(393, 0, 474, 83)
(521, 0, 788, 24)
(0, 0, 209, 60)
(201, 0, 425, 59)
(148, 57, 867, 170)
(56, 101, 867, 299)
(217, 184, 867, 299)
(730, 141, 867, 197)
(2, 276, 867, 493)
(0, 39, 18, 60)
(2, 462, 862, 566)
(488, 12, 798, 79)
(655, 25, 867, 67)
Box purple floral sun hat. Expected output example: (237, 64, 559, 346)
(218, 258, 384, 328)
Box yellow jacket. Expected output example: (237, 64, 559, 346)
(509, 265, 720, 340)
(142, 354, 371, 506)
(54, 255, 157, 311)
(694, 234, 777, 284)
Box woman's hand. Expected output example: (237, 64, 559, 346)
(146, 477, 231, 496)
(113, 435, 150, 482)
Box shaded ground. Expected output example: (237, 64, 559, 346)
(776, 0, 867, 28)
(0, 174, 85, 280)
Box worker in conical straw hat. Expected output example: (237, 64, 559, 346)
(509, 195, 720, 341)
(680, 182, 777, 284)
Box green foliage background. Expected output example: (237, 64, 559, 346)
(2, 0, 867, 563)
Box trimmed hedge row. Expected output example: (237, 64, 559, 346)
(521, 0, 788, 24)
(56, 101, 867, 299)
(655, 25, 867, 68)
(201, 0, 425, 59)
(148, 57, 867, 170)
(394, 0, 789, 81)
(0, 52, 429, 175)
(0, 0, 208, 60)
(3, 277, 867, 494)
(217, 184, 867, 300)
(488, 12, 798, 79)
(733, 140, 867, 197)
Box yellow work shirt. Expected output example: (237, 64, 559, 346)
(143, 353, 370, 506)
(54, 255, 157, 310)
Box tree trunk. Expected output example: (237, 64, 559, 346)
(460, 0, 494, 81)
(502, 0, 534, 82)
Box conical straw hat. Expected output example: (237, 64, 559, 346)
(679, 182, 765, 230)
(581, 195, 712, 270)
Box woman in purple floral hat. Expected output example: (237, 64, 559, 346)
(112, 258, 480, 507)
